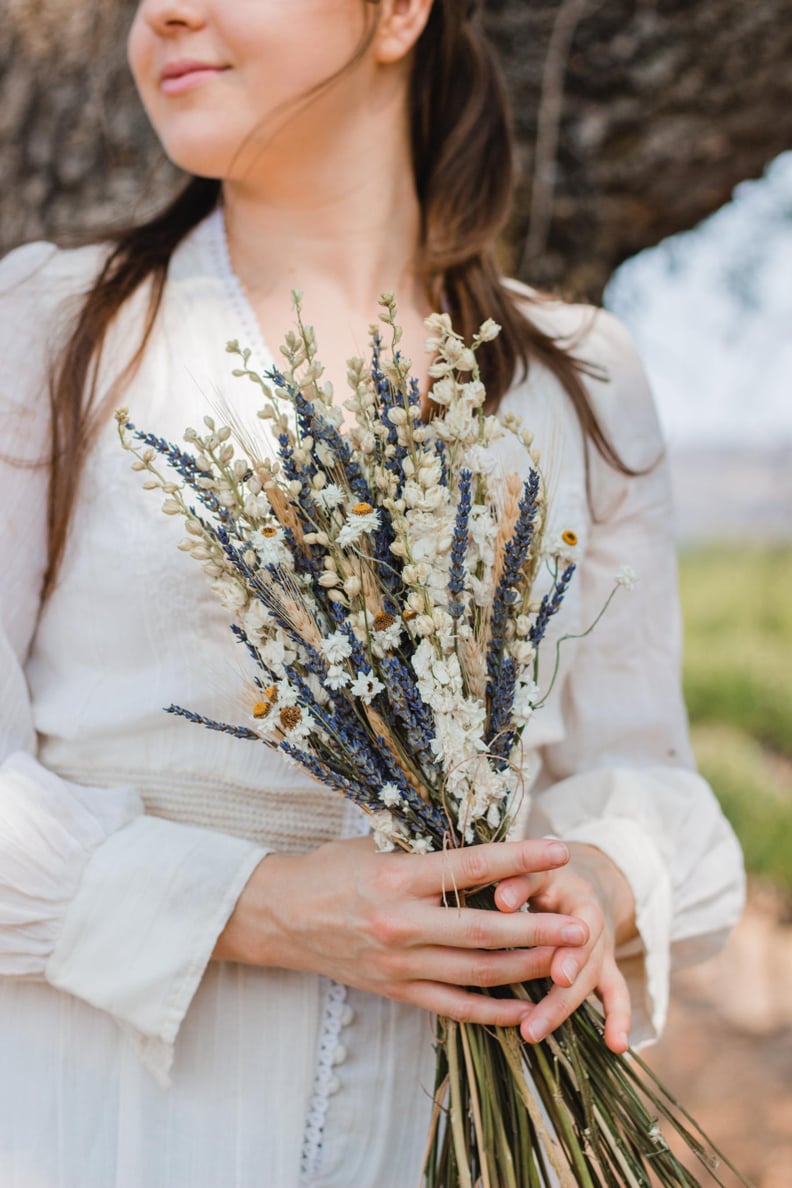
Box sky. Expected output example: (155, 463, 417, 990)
(604, 150, 792, 451)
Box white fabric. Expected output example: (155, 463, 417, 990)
(0, 211, 745, 1187)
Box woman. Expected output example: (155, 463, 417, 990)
(0, 1, 745, 1185)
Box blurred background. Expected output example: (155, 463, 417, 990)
(2, 1, 790, 1182)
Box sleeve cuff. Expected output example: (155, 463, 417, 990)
(45, 814, 269, 1088)
(561, 817, 672, 1048)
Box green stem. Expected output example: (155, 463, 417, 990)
(497, 1029, 579, 1188)
(459, 1023, 491, 1188)
(445, 1022, 473, 1188)
(532, 1042, 598, 1188)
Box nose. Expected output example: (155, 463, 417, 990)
(135, 0, 207, 35)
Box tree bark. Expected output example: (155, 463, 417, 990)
(488, 0, 792, 298)
(1, 0, 791, 300)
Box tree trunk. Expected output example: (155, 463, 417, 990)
(2, 0, 791, 300)
(488, 0, 792, 298)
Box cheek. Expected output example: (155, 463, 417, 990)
(125, 18, 247, 176)
(224, 0, 368, 109)
(126, 16, 153, 108)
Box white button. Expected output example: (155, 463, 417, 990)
(340, 1005, 355, 1027)
(327, 1075, 342, 1096)
(332, 1044, 347, 1067)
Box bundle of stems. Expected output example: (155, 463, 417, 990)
(424, 889, 752, 1188)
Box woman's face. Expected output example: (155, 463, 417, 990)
(128, 0, 377, 179)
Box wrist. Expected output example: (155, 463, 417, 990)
(567, 842, 638, 947)
(211, 851, 294, 966)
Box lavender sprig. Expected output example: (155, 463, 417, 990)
(378, 656, 436, 772)
(165, 704, 262, 742)
(485, 655, 517, 761)
(125, 421, 243, 538)
(448, 468, 472, 618)
(530, 563, 577, 647)
(486, 469, 542, 685)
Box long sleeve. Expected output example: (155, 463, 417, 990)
(0, 242, 268, 1087)
(525, 308, 746, 1046)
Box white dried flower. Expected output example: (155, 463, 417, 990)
(320, 631, 353, 664)
(510, 639, 536, 667)
(311, 482, 345, 512)
(372, 619, 402, 652)
(349, 671, 384, 704)
(211, 577, 247, 611)
(512, 679, 539, 725)
(515, 614, 532, 638)
(315, 441, 336, 468)
(542, 529, 580, 564)
(337, 502, 380, 547)
(249, 526, 290, 567)
(325, 664, 350, 691)
(343, 574, 362, 597)
(372, 811, 408, 853)
(430, 377, 457, 406)
(615, 564, 638, 589)
(410, 836, 434, 854)
(486, 803, 501, 828)
(477, 318, 501, 342)
(378, 782, 402, 808)
(424, 312, 453, 349)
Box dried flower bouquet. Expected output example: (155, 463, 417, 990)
(117, 294, 748, 1187)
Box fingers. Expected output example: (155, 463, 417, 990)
(548, 903, 604, 989)
(520, 949, 631, 1051)
(408, 981, 535, 1029)
(494, 871, 550, 913)
(598, 960, 632, 1053)
(519, 969, 598, 1044)
(408, 903, 589, 952)
(396, 944, 556, 989)
(408, 839, 570, 897)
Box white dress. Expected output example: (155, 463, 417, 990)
(0, 208, 745, 1188)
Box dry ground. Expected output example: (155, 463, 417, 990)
(645, 884, 792, 1187)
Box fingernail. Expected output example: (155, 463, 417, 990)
(548, 843, 569, 864)
(618, 1031, 629, 1050)
(525, 1016, 548, 1043)
(500, 888, 518, 909)
(561, 958, 577, 985)
(561, 924, 586, 944)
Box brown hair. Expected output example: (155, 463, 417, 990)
(41, 0, 635, 601)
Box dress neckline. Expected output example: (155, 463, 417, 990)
(201, 203, 537, 419)
(205, 205, 275, 377)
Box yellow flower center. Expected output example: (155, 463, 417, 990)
(402, 608, 418, 621)
(561, 529, 578, 547)
(260, 526, 279, 538)
(252, 686, 278, 718)
(352, 502, 374, 516)
(373, 612, 396, 632)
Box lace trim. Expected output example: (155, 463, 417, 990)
(300, 801, 370, 1183)
(299, 978, 350, 1183)
(206, 205, 273, 375)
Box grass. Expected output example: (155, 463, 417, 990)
(679, 545, 792, 894)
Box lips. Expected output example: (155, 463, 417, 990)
(160, 60, 229, 96)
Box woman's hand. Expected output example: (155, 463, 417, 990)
(212, 836, 593, 1029)
(494, 842, 637, 1054)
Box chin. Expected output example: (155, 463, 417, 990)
(155, 114, 252, 181)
